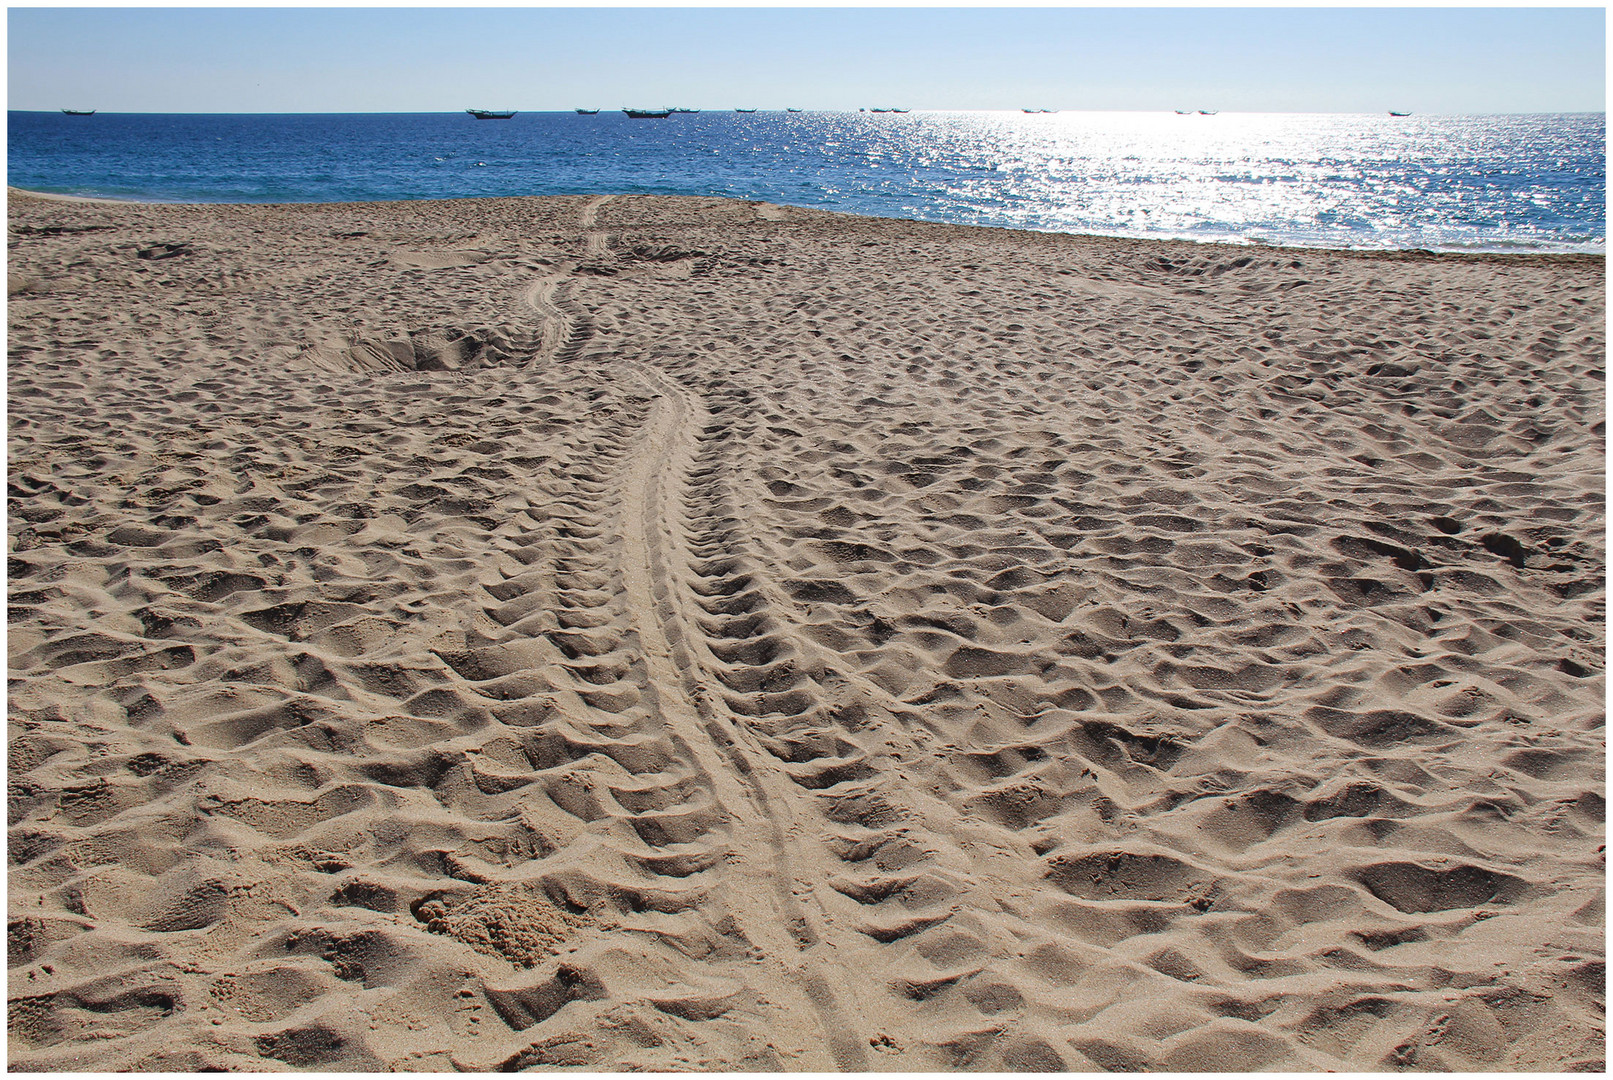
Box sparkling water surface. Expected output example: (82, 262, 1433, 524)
(8, 110, 1604, 252)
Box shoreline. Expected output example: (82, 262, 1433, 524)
(9, 191, 1605, 1071)
(9, 186, 1606, 265)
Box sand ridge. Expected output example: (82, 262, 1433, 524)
(7, 189, 1606, 1070)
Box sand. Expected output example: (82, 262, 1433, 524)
(6, 188, 1605, 1071)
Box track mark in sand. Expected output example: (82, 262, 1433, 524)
(522, 273, 567, 358)
(617, 359, 869, 1070)
(521, 196, 617, 363)
(523, 270, 595, 365)
(581, 194, 616, 256)
(515, 192, 865, 1065)
(580, 193, 616, 230)
(516, 192, 864, 1063)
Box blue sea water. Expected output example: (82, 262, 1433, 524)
(7, 110, 1605, 253)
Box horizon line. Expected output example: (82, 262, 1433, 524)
(15, 108, 1608, 117)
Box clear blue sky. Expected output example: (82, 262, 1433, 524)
(7, 7, 1606, 114)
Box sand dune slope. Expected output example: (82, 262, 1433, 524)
(8, 190, 1605, 1070)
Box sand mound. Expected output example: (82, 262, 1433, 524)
(8, 188, 1604, 1070)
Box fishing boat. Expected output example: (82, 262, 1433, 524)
(575, 109, 599, 115)
(623, 108, 672, 119)
(735, 108, 757, 113)
(786, 108, 803, 113)
(1175, 110, 1193, 115)
(61, 109, 95, 116)
(466, 109, 516, 119)
(1198, 109, 1218, 116)
(1388, 111, 1412, 117)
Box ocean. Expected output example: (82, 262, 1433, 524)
(7, 110, 1605, 253)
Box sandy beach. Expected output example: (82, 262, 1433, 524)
(7, 189, 1605, 1070)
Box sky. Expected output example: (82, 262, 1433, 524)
(6, 6, 1607, 115)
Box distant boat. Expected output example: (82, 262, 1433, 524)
(1022, 109, 1056, 114)
(786, 108, 803, 113)
(466, 109, 516, 119)
(1198, 109, 1218, 115)
(1388, 110, 1412, 117)
(1174, 110, 1193, 115)
(61, 109, 95, 116)
(735, 108, 757, 113)
(575, 109, 599, 115)
(623, 108, 672, 119)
